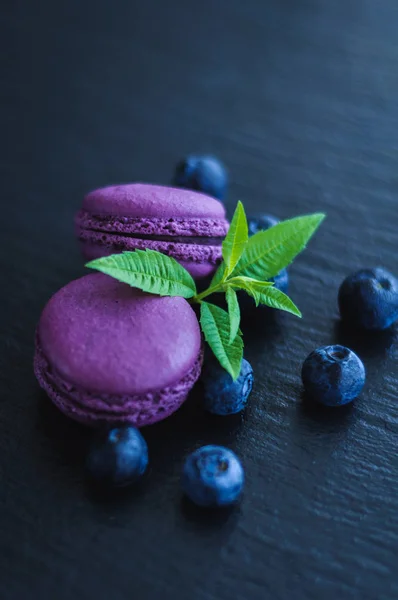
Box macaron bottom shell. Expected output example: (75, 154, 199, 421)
(34, 336, 204, 427)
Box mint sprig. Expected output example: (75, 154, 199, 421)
(86, 203, 325, 380)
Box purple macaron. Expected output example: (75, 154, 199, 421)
(75, 183, 229, 280)
(34, 273, 203, 427)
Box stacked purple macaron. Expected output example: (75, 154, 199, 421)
(34, 273, 203, 427)
(35, 182, 231, 428)
(75, 183, 229, 280)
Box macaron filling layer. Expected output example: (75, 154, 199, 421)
(76, 212, 226, 264)
(76, 211, 228, 238)
(78, 230, 223, 263)
(34, 335, 203, 426)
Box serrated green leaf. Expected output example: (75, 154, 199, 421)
(232, 213, 325, 280)
(246, 285, 302, 317)
(225, 287, 240, 343)
(228, 276, 273, 296)
(209, 262, 226, 288)
(228, 276, 274, 307)
(86, 249, 197, 298)
(222, 201, 248, 275)
(200, 302, 243, 380)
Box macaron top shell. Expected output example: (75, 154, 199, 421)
(38, 273, 201, 396)
(82, 183, 226, 219)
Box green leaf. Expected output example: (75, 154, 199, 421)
(222, 201, 248, 275)
(246, 284, 302, 317)
(227, 276, 273, 295)
(209, 262, 226, 288)
(225, 287, 240, 343)
(200, 302, 243, 380)
(86, 249, 197, 298)
(232, 213, 325, 280)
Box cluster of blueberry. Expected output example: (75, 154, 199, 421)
(86, 356, 252, 507)
(87, 429, 245, 508)
(87, 155, 398, 508)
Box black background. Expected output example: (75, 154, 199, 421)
(1, 1, 397, 599)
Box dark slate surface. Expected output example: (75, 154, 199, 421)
(1, 1, 397, 599)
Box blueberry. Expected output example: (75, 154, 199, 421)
(182, 445, 244, 507)
(172, 155, 227, 200)
(202, 358, 253, 415)
(338, 268, 398, 331)
(247, 214, 279, 236)
(301, 345, 365, 406)
(86, 426, 148, 487)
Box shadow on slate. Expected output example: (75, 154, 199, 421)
(241, 307, 286, 345)
(332, 320, 398, 361)
(85, 471, 150, 511)
(143, 383, 245, 466)
(35, 388, 89, 470)
(179, 495, 241, 532)
(298, 390, 356, 431)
